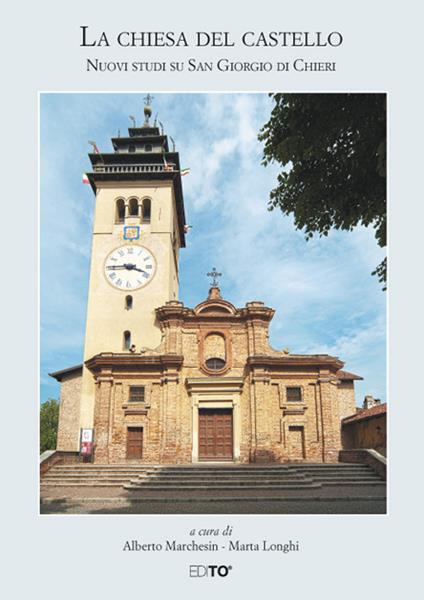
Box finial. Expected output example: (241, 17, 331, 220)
(207, 267, 222, 287)
(143, 94, 154, 126)
(118, 129, 121, 138)
(129, 115, 136, 128)
(153, 113, 158, 126)
(170, 136, 176, 151)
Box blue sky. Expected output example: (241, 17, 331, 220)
(40, 93, 386, 406)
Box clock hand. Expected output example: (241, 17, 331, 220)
(107, 263, 148, 274)
(122, 263, 148, 274)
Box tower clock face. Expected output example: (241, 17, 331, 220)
(104, 245, 156, 290)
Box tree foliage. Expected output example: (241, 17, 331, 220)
(40, 399, 59, 454)
(259, 93, 386, 287)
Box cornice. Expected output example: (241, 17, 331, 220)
(85, 352, 184, 374)
(186, 377, 244, 393)
(247, 354, 344, 371)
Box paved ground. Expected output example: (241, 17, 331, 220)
(40, 497, 386, 514)
(40, 484, 386, 514)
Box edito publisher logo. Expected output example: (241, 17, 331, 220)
(189, 565, 233, 578)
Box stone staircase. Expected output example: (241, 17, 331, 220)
(41, 463, 385, 491)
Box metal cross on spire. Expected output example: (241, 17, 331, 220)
(144, 93, 154, 106)
(207, 267, 222, 287)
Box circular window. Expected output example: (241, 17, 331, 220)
(205, 357, 226, 371)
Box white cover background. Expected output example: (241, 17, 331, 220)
(1, 1, 423, 598)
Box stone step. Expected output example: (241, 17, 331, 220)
(287, 465, 371, 470)
(130, 476, 380, 484)
(130, 477, 314, 485)
(45, 469, 371, 479)
(42, 478, 315, 487)
(43, 469, 379, 479)
(43, 476, 142, 482)
(43, 474, 310, 482)
(123, 483, 322, 491)
(123, 481, 384, 491)
(42, 476, 381, 488)
(41, 463, 384, 489)
(45, 470, 155, 476)
(322, 480, 386, 487)
(40, 482, 127, 488)
(71, 467, 371, 477)
(132, 473, 379, 482)
(49, 463, 370, 470)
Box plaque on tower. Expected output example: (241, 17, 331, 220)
(123, 225, 141, 241)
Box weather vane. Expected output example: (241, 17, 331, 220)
(207, 267, 222, 287)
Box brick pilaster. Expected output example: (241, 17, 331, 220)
(318, 376, 342, 462)
(160, 374, 180, 462)
(93, 376, 113, 464)
(251, 374, 274, 462)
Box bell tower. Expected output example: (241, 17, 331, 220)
(79, 96, 186, 428)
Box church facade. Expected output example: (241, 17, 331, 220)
(51, 99, 362, 465)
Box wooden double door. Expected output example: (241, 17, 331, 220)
(198, 409, 233, 460)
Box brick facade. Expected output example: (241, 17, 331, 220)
(60, 287, 361, 464)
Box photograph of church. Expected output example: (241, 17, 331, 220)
(40, 93, 386, 513)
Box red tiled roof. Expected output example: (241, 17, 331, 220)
(336, 369, 363, 381)
(342, 403, 387, 424)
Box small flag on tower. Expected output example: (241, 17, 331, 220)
(163, 151, 173, 172)
(180, 168, 190, 176)
(82, 173, 90, 184)
(184, 224, 192, 233)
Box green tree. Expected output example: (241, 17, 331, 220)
(40, 399, 59, 453)
(259, 93, 386, 288)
